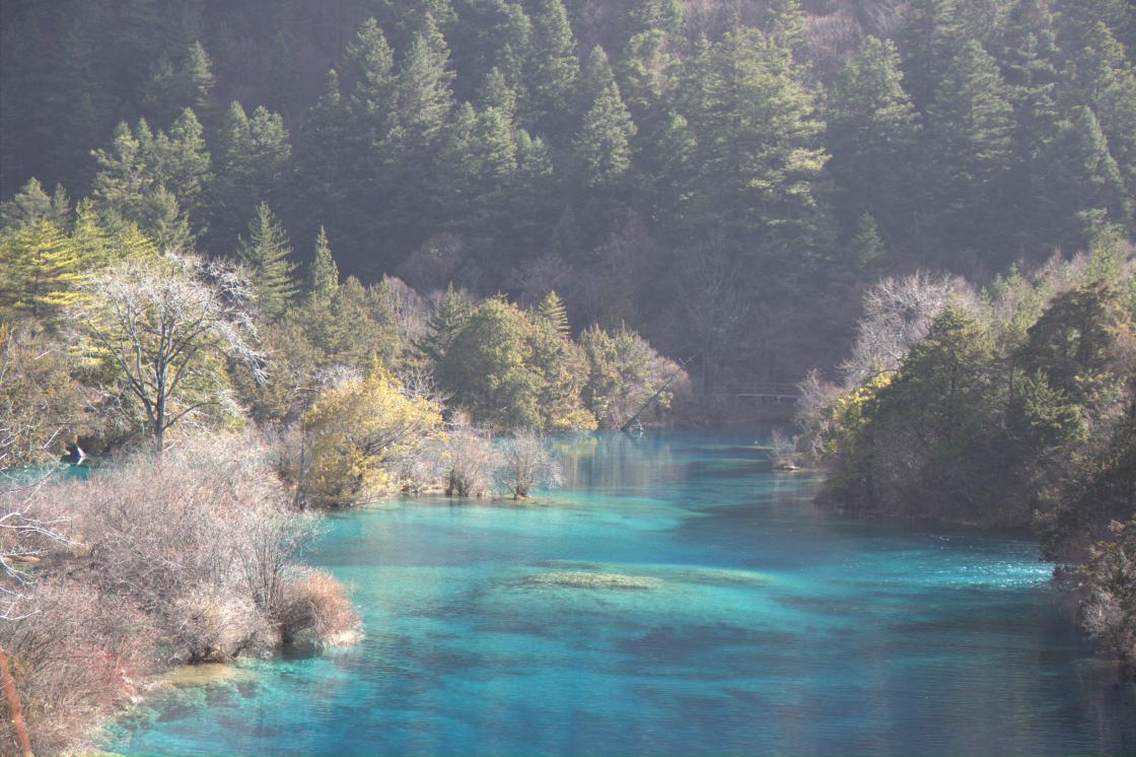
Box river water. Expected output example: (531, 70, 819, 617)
(106, 432, 1135, 755)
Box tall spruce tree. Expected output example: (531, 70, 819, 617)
(575, 80, 637, 189)
(898, 0, 964, 111)
(826, 37, 921, 239)
(236, 202, 298, 320)
(308, 226, 340, 302)
(1051, 106, 1133, 247)
(526, 0, 580, 135)
(538, 290, 571, 337)
(925, 39, 1014, 264)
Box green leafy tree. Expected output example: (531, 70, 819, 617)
(438, 297, 542, 428)
(235, 202, 298, 320)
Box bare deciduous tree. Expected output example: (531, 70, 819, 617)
(497, 430, 562, 500)
(440, 423, 499, 497)
(841, 271, 968, 385)
(78, 255, 262, 452)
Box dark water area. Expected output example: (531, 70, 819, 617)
(106, 432, 1135, 756)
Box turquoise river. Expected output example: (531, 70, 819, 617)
(106, 432, 1135, 756)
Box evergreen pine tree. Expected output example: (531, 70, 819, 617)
(308, 226, 340, 302)
(678, 27, 829, 263)
(850, 212, 888, 272)
(526, 0, 580, 135)
(1065, 22, 1136, 200)
(346, 19, 396, 140)
(388, 14, 455, 154)
(925, 39, 1014, 262)
(142, 186, 194, 252)
(236, 202, 298, 320)
(538, 290, 571, 337)
(826, 37, 921, 238)
(0, 178, 55, 230)
(478, 67, 518, 121)
(582, 46, 616, 105)
(898, 0, 963, 110)
(420, 283, 473, 363)
(619, 30, 680, 119)
(626, 0, 685, 40)
(152, 108, 212, 221)
(575, 81, 637, 188)
(1052, 106, 1133, 246)
(181, 41, 215, 117)
(70, 199, 114, 268)
(762, 0, 807, 55)
(0, 221, 83, 319)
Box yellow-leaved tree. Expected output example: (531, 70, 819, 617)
(300, 366, 442, 507)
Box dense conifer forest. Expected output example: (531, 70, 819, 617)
(4, 0, 1132, 388)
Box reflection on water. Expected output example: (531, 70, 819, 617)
(106, 432, 1135, 756)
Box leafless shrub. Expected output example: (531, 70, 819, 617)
(1079, 519, 1136, 673)
(794, 369, 845, 460)
(277, 569, 360, 651)
(0, 476, 74, 621)
(497, 430, 562, 500)
(376, 275, 431, 350)
(62, 434, 317, 660)
(396, 233, 468, 291)
(441, 424, 499, 497)
(167, 585, 270, 662)
(769, 429, 799, 469)
(1, 432, 354, 752)
(1, 581, 158, 754)
(0, 324, 87, 468)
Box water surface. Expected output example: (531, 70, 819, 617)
(108, 433, 1135, 756)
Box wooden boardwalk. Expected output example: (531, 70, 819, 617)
(711, 383, 800, 405)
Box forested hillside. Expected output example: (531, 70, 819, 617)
(4, 0, 1133, 391)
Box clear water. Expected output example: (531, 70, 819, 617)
(106, 432, 1135, 756)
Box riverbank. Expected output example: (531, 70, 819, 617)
(0, 435, 362, 755)
(103, 433, 1135, 756)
